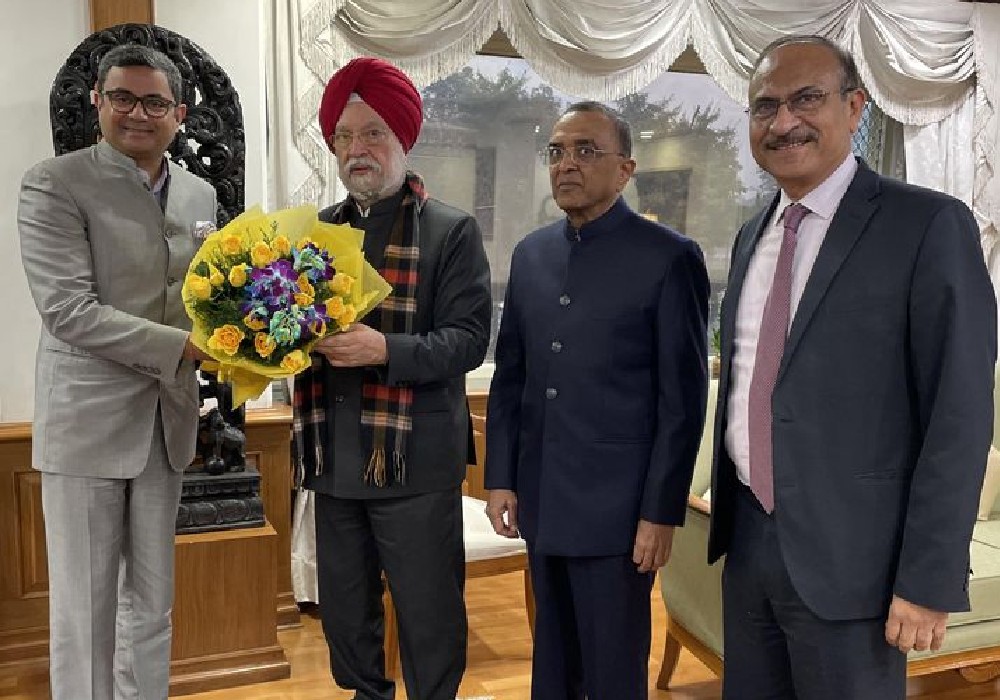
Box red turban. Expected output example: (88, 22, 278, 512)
(319, 57, 423, 153)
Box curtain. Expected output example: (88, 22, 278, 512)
(314, 0, 975, 122)
(280, 0, 979, 210)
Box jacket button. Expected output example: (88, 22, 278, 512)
(334, 395, 345, 403)
(559, 294, 571, 306)
(167, 276, 178, 285)
(551, 341, 562, 353)
(545, 388, 558, 400)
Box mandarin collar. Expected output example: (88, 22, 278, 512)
(95, 140, 169, 185)
(562, 196, 630, 242)
(349, 188, 405, 220)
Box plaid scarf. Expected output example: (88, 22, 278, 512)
(293, 172, 426, 488)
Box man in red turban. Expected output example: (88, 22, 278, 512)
(295, 57, 492, 700)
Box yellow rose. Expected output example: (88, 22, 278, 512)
(327, 297, 345, 318)
(272, 235, 292, 256)
(335, 304, 357, 327)
(220, 232, 243, 256)
(243, 312, 267, 332)
(208, 263, 225, 287)
(250, 242, 274, 267)
(207, 324, 245, 356)
(187, 275, 212, 300)
(229, 265, 248, 287)
(280, 349, 308, 373)
(330, 273, 354, 295)
(294, 276, 315, 306)
(254, 332, 277, 358)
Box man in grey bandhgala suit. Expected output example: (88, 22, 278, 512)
(18, 45, 215, 700)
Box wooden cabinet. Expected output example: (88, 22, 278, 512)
(0, 407, 295, 693)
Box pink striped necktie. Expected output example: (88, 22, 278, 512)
(747, 203, 810, 514)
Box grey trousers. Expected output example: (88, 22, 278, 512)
(42, 416, 182, 700)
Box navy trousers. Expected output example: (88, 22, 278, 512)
(528, 549, 654, 699)
(722, 483, 906, 700)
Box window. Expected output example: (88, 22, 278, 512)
(412, 56, 897, 364)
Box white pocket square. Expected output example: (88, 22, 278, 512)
(192, 220, 217, 240)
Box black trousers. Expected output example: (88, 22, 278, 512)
(314, 488, 467, 700)
(722, 483, 906, 700)
(528, 549, 654, 700)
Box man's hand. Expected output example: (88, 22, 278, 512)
(485, 489, 519, 538)
(314, 324, 387, 367)
(885, 595, 949, 653)
(183, 336, 210, 362)
(632, 520, 674, 573)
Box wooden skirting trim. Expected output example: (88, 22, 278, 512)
(168, 645, 290, 696)
(276, 593, 301, 629)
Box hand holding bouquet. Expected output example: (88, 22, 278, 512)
(183, 205, 391, 406)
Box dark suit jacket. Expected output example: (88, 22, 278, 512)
(486, 198, 709, 556)
(709, 160, 997, 620)
(304, 193, 492, 498)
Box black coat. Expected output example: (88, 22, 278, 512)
(304, 192, 491, 498)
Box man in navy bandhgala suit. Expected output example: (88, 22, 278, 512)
(485, 101, 710, 699)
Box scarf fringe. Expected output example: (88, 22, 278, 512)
(365, 447, 387, 487)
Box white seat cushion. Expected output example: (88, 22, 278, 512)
(462, 496, 527, 562)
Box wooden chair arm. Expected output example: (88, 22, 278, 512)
(687, 493, 711, 517)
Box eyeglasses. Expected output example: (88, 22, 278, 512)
(101, 90, 176, 118)
(746, 87, 856, 122)
(541, 144, 626, 167)
(330, 128, 390, 151)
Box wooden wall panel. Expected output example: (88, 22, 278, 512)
(90, 0, 154, 31)
(15, 472, 47, 596)
(0, 408, 296, 678)
(0, 423, 49, 666)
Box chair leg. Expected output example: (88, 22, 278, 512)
(656, 618, 683, 690)
(382, 584, 401, 678)
(523, 569, 536, 640)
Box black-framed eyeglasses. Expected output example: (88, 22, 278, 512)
(101, 89, 176, 118)
(746, 87, 856, 122)
(541, 144, 626, 167)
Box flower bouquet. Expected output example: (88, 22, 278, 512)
(182, 205, 391, 406)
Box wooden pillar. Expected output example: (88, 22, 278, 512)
(90, 0, 154, 32)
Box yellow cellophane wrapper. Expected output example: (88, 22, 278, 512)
(183, 205, 392, 406)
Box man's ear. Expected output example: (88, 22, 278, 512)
(618, 157, 637, 191)
(175, 103, 188, 123)
(91, 88, 99, 107)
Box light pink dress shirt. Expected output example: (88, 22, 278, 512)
(725, 153, 859, 486)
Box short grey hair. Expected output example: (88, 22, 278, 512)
(563, 101, 633, 158)
(96, 45, 183, 103)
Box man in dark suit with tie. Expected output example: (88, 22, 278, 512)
(709, 35, 997, 699)
(485, 101, 709, 699)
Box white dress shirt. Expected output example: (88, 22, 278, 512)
(725, 153, 858, 485)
